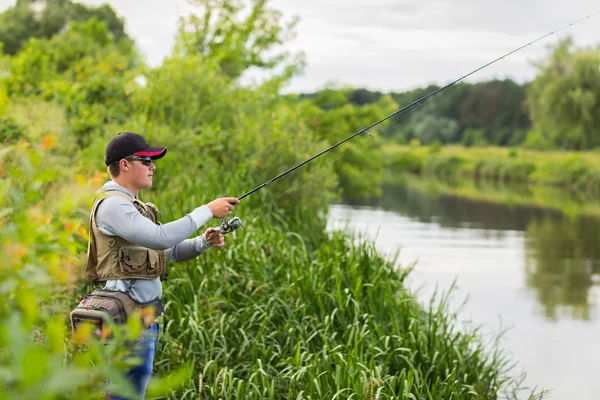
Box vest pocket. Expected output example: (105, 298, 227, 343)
(148, 250, 159, 271)
(118, 247, 150, 274)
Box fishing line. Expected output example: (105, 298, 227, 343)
(216, 10, 600, 234)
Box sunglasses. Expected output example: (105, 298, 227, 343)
(126, 156, 153, 166)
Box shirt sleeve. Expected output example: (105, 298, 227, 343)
(95, 196, 213, 250)
(164, 234, 212, 262)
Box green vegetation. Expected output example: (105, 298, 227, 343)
(0, 0, 539, 399)
(382, 144, 600, 198)
(300, 79, 531, 148)
(526, 38, 600, 150)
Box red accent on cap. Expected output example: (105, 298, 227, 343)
(135, 149, 166, 157)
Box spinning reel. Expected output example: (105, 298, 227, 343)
(215, 216, 243, 235)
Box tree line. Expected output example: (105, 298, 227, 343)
(298, 39, 600, 151)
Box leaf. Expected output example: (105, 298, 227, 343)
(33, 169, 58, 183)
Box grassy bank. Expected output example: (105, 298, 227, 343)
(382, 144, 600, 196)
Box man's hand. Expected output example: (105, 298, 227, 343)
(207, 197, 240, 219)
(204, 227, 224, 247)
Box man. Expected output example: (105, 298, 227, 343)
(85, 131, 240, 399)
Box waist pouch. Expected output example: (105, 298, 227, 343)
(70, 289, 164, 339)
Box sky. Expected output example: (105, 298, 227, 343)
(1, 0, 599, 93)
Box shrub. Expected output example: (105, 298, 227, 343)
(0, 116, 25, 143)
(386, 151, 423, 174)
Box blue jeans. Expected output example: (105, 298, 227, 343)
(110, 322, 159, 400)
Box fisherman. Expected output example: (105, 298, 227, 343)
(85, 131, 240, 399)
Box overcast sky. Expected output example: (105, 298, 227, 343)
(1, 0, 599, 93)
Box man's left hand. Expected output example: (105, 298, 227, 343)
(205, 227, 225, 247)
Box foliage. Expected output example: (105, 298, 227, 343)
(299, 88, 398, 200)
(522, 130, 556, 151)
(0, 138, 191, 399)
(386, 150, 423, 174)
(382, 144, 600, 192)
(473, 158, 535, 182)
(413, 114, 459, 144)
(322, 79, 531, 147)
(462, 128, 489, 147)
(526, 38, 600, 150)
(0, 0, 132, 56)
(5, 17, 140, 146)
(423, 153, 465, 178)
(0, 116, 26, 143)
(174, 0, 301, 80)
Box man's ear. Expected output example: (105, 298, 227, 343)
(119, 159, 130, 172)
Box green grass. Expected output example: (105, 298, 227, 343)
(382, 144, 600, 195)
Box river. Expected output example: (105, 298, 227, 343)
(326, 175, 600, 400)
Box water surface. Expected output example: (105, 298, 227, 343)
(326, 177, 600, 400)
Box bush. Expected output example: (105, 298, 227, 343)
(474, 158, 535, 182)
(386, 150, 423, 174)
(522, 130, 555, 151)
(0, 116, 25, 143)
(462, 128, 488, 147)
(423, 153, 465, 177)
(0, 139, 188, 399)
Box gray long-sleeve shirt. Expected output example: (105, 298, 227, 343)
(95, 181, 214, 302)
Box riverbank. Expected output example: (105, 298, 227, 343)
(381, 144, 600, 196)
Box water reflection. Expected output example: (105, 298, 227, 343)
(346, 176, 600, 322)
(526, 217, 600, 321)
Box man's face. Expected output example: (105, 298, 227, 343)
(125, 156, 156, 190)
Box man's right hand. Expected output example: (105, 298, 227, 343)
(207, 197, 240, 219)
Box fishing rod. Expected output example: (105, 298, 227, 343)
(216, 10, 600, 235)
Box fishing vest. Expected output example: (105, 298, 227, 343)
(84, 190, 167, 284)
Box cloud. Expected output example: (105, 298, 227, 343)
(274, 0, 599, 91)
(0, 0, 598, 92)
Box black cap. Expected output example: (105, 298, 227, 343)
(104, 132, 167, 166)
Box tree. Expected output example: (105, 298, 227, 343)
(526, 38, 600, 150)
(174, 0, 301, 80)
(413, 115, 459, 145)
(0, 0, 132, 55)
(4, 17, 140, 146)
(459, 79, 530, 146)
(300, 92, 398, 199)
(348, 88, 382, 105)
